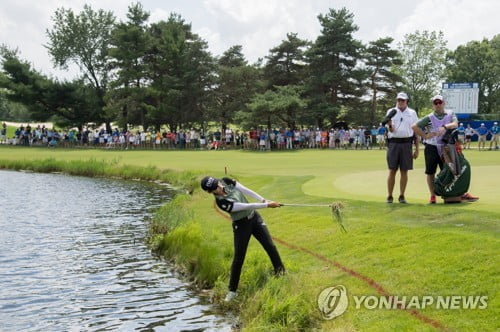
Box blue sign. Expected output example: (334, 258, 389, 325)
(442, 83, 479, 89)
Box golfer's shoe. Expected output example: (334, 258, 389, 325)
(386, 196, 393, 203)
(461, 193, 479, 202)
(398, 195, 407, 204)
(224, 291, 237, 302)
(429, 195, 436, 204)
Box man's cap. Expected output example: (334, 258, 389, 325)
(396, 92, 409, 100)
(460, 123, 463, 126)
(481, 123, 485, 126)
(201, 176, 219, 192)
(431, 95, 444, 102)
(494, 122, 498, 125)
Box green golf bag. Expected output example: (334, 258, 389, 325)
(433, 129, 471, 198)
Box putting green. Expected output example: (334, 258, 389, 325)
(302, 165, 498, 210)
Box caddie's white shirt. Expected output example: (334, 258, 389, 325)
(386, 107, 418, 139)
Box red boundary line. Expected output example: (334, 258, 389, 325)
(212, 202, 447, 331)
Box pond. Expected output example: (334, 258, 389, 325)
(0, 170, 232, 331)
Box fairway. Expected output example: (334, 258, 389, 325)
(1, 146, 499, 331)
(1, 146, 498, 211)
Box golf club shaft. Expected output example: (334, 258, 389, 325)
(281, 203, 331, 207)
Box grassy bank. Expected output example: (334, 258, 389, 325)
(1, 146, 499, 331)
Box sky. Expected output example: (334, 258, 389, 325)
(1, 0, 498, 80)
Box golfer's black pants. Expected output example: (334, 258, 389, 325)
(229, 211, 284, 292)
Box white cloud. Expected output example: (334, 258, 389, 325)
(0, 0, 497, 80)
(201, 0, 322, 61)
(395, 0, 500, 48)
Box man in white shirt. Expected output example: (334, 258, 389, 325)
(384, 92, 419, 203)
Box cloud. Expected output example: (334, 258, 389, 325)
(394, 0, 500, 48)
(1, 0, 497, 80)
(202, 0, 323, 61)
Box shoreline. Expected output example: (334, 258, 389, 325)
(1, 153, 498, 331)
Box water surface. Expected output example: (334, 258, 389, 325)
(0, 170, 231, 331)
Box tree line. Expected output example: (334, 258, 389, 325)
(0, 3, 498, 133)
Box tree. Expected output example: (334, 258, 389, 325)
(106, 2, 151, 129)
(212, 45, 263, 132)
(46, 4, 115, 130)
(306, 7, 365, 127)
(445, 35, 500, 114)
(398, 30, 447, 114)
(0, 47, 100, 128)
(364, 37, 404, 125)
(145, 13, 215, 131)
(241, 85, 306, 130)
(264, 33, 309, 88)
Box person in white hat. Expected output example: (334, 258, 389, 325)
(490, 121, 499, 150)
(412, 95, 478, 203)
(384, 92, 419, 204)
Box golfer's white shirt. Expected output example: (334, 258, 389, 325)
(386, 107, 418, 139)
(227, 182, 268, 212)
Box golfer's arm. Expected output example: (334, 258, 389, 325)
(231, 202, 268, 212)
(235, 182, 266, 202)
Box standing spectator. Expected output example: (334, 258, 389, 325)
(225, 128, 232, 149)
(385, 92, 419, 204)
(200, 132, 207, 150)
(489, 122, 499, 150)
(475, 123, 488, 150)
(285, 128, 294, 150)
(315, 128, 322, 149)
(363, 127, 372, 149)
(464, 124, 474, 149)
(343, 129, 350, 149)
(370, 126, 377, 147)
(154, 131, 162, 149)
(457, 123, 465, 144)
(0, 122, 6, 144)
(249, 128, 258, 150)
(213, 129, 221, 148)
(377, 123, 387, 149)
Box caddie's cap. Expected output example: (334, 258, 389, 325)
(201, 176, 219, 192)
(431, 95, 444, 102)
(396, 92, 409, 100)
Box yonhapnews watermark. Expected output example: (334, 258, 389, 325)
(317, 285, 488, 320)
(317, 285, 349, 320)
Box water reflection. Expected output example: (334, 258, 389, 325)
(0, 170, 231, 331)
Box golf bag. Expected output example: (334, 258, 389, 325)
(433, 129, 471, 198)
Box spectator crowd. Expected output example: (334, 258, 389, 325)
(1, 121, 498, 151)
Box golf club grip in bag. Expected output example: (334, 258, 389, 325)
(434, 146, 471, 198)
(381, 109, 398, 126)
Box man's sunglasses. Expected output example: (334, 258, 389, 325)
(433, 100, 443, 105)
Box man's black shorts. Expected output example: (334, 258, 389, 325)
(424, 144, 443, 175)
(387, 141, 413, 171)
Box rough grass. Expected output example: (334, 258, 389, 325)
(0, 146, 498, 331)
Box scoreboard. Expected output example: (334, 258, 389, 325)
(441, 83, 479, 114)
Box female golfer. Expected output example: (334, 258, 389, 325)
(200, 176, 285, 302)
